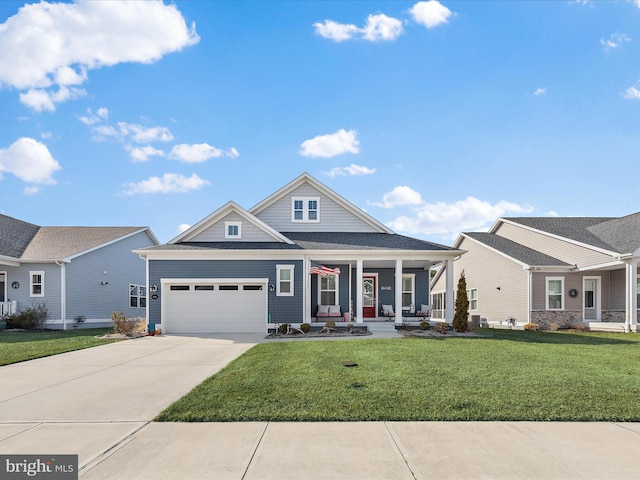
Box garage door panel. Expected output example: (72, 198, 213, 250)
(164, 282, 266, 334)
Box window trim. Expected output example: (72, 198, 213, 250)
(30, 271, 45, 298)
(402, 274, 415, 310)
(467, 288, 478, 311)
(546, 277, 564, 310)
(318, 274, 339, 306)
(225, 221, 242, 239)
(276, 264, 295, 296)
(291, 197, 320, 223)
(130, 284, 147, 308)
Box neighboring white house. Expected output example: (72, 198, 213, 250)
(431, 214, 640, 332)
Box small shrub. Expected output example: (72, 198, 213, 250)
(325, 321, 336, 329)
(434, 321, 449, 334)
(524, 323, 538, 331)
(346, 323, 354, 332)
(419, 320, 431, 330)
(300, 323, 311, 333)
(111, 312, 144, 336)
(5, 303, 48, 330)
(278, 323, 289, 334)
(548, 323, 560, 332)
(572, 323, 591, 332)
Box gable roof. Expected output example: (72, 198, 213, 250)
(0, 213, 157, 263)
(283, 232, 455, 252)
(498, 217, 619, 253)
(249, 172, 394, 234)
(21, 227, 152, 261)
(586, 212, 640, 255)
(169, 201, 293, 244)
(0, 214, 40, 259)
(462, 232, 570, 268)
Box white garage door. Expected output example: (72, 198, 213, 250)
(163, 281, 267, 334)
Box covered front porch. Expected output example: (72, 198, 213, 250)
(301, 254, 457, 325)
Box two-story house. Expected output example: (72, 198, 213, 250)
(135, 173, 463, 334)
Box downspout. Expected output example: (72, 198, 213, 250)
(528, 268, 532, 324)
(55, 260, 66, 330)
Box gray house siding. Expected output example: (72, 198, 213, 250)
(148, 259, 304, 325)
(2, 263, 62, 322)
(65, 231, 154, 322)
(189, 212, 279, 242)
(254, 184, 379, 233)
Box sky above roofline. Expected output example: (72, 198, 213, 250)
(1, 0, 639, 244)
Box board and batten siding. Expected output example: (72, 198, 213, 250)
(254, 183, 379, 233)
(438, 236, 530, 323)
(148, 259, 304, 325)
(189, 212, 281, 242)
(495, 223, 613, 268)
(65, 230, 154, 322)
(609, 269, 626, 310)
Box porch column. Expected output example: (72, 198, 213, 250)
(395, 259, 403, 324)
(356, 259, 364, 323)
(445, 259, 454, 323)
(303, 256, 311, 323)
(625, 259, 638, 333)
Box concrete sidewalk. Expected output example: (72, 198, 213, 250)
(1, 332, 640, 479)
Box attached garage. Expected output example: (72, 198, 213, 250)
(162, 279, 268, 334)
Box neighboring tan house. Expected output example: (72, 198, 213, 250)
(0, 214, 158, 329)
(135, 173, 463, 334)
(431, 214, 640, 332)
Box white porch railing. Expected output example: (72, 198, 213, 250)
(0, 301, 17, 317)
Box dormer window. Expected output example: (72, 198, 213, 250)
(292, 197, 320, 223)
(225, 221, 242, 239)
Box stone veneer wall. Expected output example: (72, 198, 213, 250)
(601, 311, 625, 322)
(532, 310, 628, 327)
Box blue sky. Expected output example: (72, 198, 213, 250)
(1, 0, 639, 244)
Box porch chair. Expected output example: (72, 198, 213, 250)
(381, 304, 395, 321)
(416, 304, 432, 318)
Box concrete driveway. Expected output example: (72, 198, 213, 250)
(2, 332, 640, 479)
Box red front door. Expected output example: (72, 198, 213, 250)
(363, 276, 376, 318)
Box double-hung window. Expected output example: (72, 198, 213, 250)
(546, 277, 564, 310)
(30, 271, 44, 297)
(276, 265, 294, 296)
(467, 288, 478, 310)
(292, 197, 320, 223)
(402, 274, 415, 310)
(319, 275, 338, 305)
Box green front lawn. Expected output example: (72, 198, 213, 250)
(0, 328, 118, 366)
(157, 329, 640, 422)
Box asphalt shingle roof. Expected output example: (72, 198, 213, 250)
(0, 214, 40, 258)
(586, 212, 640, 254)
(504, 217, 619, 252)
(20, 227, 145, 260)
(464, 232, 570, 267)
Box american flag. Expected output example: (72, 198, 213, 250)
(310, 264, 341, 276)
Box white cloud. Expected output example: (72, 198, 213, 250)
(601, 33, 630, 51)
(313, 20, 360, 42)
(78, 107, 109, 126)
(386, 196, 534, 238)
(300, 129, 360, 158)
(622, 83, 640, 100)
(410, 1, 453, 29)
(126, 145, 165, 163)
(326, 164, 376, 177)
(362, 14, 404, 42)
(23, 186, 40, 196)
(314, 14, 402, 42)
(92, 122, 174, 144)
(168, 143, 240, 163)
(177, 223, 191, 234)
(0, 137, 61, 185)
(0, 0, 199, 111)
(374, 186, 424, 208)
(122, 173, 210, 195)
(533, 87, 547, 96)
